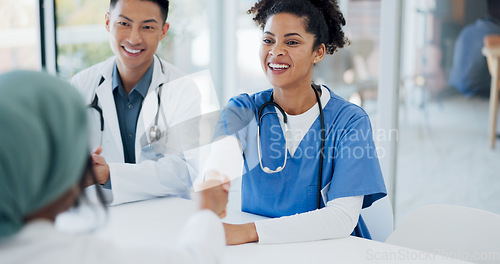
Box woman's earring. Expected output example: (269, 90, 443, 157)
(314, 60, 317, 63)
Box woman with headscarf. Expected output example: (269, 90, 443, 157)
(0, 70, 228, 264)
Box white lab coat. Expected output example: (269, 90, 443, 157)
(0, 211, 224, 264)
(71, 56, 201, 205)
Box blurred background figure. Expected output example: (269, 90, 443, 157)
(449, 0, 500, 98)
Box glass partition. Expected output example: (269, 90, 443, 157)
(396, 0, 500, 224)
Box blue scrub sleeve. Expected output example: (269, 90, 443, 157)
(216, 97, 267, 176)
(213, 98, 254, 139)
(326, 115, 386, 208)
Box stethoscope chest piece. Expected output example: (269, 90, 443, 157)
(89, 75, 165, 146)
(149, 125, 162, 142)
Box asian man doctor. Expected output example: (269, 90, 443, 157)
(71, 0, 201, 205)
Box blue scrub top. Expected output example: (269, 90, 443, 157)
(218, 86, 387, 239)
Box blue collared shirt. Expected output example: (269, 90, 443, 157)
(112, 62, 154, 164)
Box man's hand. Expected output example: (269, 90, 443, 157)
(223, 223, 259, 245)
(92, 147, 110, 185)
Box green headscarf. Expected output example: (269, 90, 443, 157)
(0, 70, 89, 239)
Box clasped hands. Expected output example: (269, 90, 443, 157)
(199, 171, 258, 245)
(86, 150, 254, 244)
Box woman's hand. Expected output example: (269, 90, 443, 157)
(223, 222, 259, 245)
(198, 181, 230, 218)
(197, 170, 230, 218)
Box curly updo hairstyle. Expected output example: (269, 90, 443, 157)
(248, 0, 348, 54)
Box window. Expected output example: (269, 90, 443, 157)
(0, 0, 40, 72)
(55, 0, 210, 81)
(55, 0, 112, 80)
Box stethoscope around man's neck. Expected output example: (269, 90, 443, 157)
(89, 56, 165, 146)
(257, 83, 326, 209)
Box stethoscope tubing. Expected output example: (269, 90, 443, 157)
(89, 94, 105, 146)
(313, 85, 325, 210)
(88, 56, 165, 146)
(257, 84, 325, 209)
(257, 101, 288, 173)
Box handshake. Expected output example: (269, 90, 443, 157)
(195, 170, 231, 219)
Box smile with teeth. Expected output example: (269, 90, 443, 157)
(124, 46, 142, 54)
(269, 63, 290, 70)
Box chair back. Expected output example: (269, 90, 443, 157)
(386, 205, 500, 264)
(484, 35, 500, 76)
(360, 196, 393, 242)
(482, 35, 500, 148)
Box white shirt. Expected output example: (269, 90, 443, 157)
(256, 86, 363, 244)
(276, 85, 331, 157)
(0, 211, 224, 264)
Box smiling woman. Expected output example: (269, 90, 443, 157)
(215, 0, 387, 245)
(259, 13, 324, 114)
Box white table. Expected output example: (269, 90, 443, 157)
(57, 196, 472, 264)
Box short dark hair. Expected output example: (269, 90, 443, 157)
(487, 0, 500, 19)
(248, 0, 348, 54)
(110, 0, 170, 23)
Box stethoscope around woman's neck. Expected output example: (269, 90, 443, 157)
(257, 83, 326, 209)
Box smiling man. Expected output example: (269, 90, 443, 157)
(71, 0, 201, 205)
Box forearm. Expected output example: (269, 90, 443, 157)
(255, 195, 363, 244)
(174, 210, 226, 264)
(108, 154, 192, 205)
(224, 222, 259, 245)
(119, 210, 226, 264)
(197, 135, 243, 191)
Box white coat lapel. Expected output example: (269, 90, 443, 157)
(136, 57, 168, 159)
(96, 61, 124, 159)
(139, 88, 158, 137)
(137, 89, 157, 144)
(141, 56, 167, 129)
